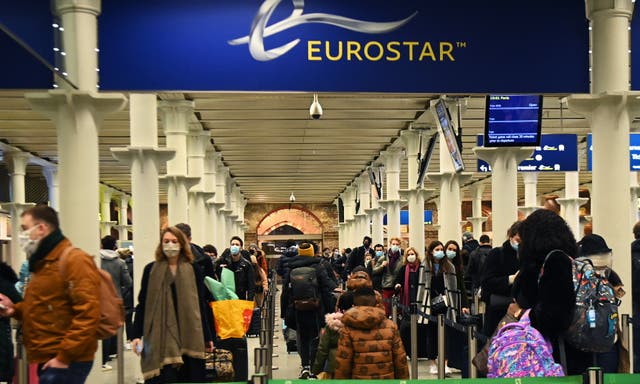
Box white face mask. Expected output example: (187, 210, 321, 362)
(19, 226, 40, 255)
(162, 242, 180, 259)
(407, 254, 417, 263)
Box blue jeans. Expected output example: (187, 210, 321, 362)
(38, 361, 93, 384)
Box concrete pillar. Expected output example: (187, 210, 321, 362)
(557, 172, 589, 238)
(1, 152, 34, 268)
(203, 145, 219, 245)
(112, 93, 175, 304)
(519, 172, 541, 217)
(565, 0, 635, 316)
(466, 183, 488, 239)
(379, 148, 404, 240)
(41, 166, 59, 210)
(215, 162, 230, 247)
(473, 147, 533, 241)
(365, 171, 385, 246)
(114, 194, 131, 245)
(99, 186, 116, 237)
(630, 172, 640, 224)
(187, 126, 208, 244)
(159, 100, 198, 226)
(355, 173, 372, 238)
(342, 185, 356, 247)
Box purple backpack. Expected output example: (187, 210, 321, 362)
(487, 310, 564, 378)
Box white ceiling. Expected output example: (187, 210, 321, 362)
(0, 90, 597, 205)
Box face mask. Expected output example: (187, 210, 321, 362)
(334, 251, 340, 256)
(433, 250, 445, 260)
(511, 241, 519, 251)
(406, 254, 417, 263)
(162, 242, 180, 259)
(446, 250, 457, 259)
(390, 245, 400, 253)
(230, 245, 240, 255)
(375, 250, 384, 257)
(19, 226, 40, 255)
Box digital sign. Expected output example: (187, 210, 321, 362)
(477, 134, 578, 172)
(484, 95, 543, 147)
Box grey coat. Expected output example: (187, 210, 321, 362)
(415, 259, 459, 324)
(100, 249, 133, 298)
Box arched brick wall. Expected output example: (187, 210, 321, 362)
(256, 206, 323, 235)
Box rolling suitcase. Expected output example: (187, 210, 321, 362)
(215, 337, 248, 381)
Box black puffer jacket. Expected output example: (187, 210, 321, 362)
(0, 262, 21, 381)
(215, 254, 255, 301)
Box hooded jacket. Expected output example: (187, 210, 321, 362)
(100, 249, 133, 298)
(311, 312, 344, 375)
(334, 306, 409, 380)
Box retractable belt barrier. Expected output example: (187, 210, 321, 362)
(254, 272, 278, 380)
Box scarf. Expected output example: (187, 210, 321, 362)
(29, 228, 64, 272)
(389, 250, 400, 270)
(141, 260, 205, 380)
(402, 262, 420, 307)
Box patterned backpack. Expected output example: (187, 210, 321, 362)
(487, 310, 564, 378)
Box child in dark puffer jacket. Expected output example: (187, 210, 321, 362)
(311, 291, 354, 379)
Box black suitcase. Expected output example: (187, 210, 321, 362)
(215, 337, 248, 381)
(246, 307, 261, 337)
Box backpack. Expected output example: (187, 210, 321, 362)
(61, 247, 125, 340)
(564, 257, 618, 352)
(289, 266, 320, 311)
(487, 309, 564, 378)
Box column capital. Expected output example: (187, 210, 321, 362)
(157, 100, 195, 113)
(398, 188, 435, 201)
(26, 90, 127, 122)
(161, 175, 200, 190)
(585, 0, 634, 21)
(0, 202, 35, 212)
(566, 92, 640, 119)
(5, 151, 32, 175)
(466, 216, 488, 223)
(521, 172, 539, 184)
(100, 185, 116, 200)
(518, 206, 541, 217)
(556, 197, 589, 208)
(111, 147, 176, 167)
(380, 148, 404, 172)
(468, 182, 487, 198)
(54, 0, 102, 16)
(400, 129, 437, 155)
(427, 172, 473, 187)
(158, 100, 194, 135)
(473, 147, 534, 167)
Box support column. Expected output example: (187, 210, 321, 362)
(1, 152, 33, 268)
(42, 166, 59, 210)
(399, 130, 435, 252)
(159, 100, 198, 226)
(203, 145, 219, 245)
(99, 186, 116, 237)
(215, 162, 230, 246)
(365, 170, 385, 246)
(187, 127, 209, 245)
(630, 173, 640, 224)
(378, 148, 404, 240)
(111, 93, 175, 304)
(557, 172, 589, 237)
(466, 183, 488, 239)
(355, 173, 372, 239)
(335, 199, 346, 250)
(519, 172, 541, 217)
(114, 194, 131, 245)
(343, 186, 357, 247)
(473, 148, 533, 240)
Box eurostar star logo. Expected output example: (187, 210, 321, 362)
(228, 0, 417, 61)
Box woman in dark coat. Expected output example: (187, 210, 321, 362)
(0, 261, 21, 382)
(512, 209, 585, 375)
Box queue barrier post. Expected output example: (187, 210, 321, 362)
(437, 313, 446, 380)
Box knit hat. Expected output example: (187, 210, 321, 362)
(462, 232, 474, 241)
(578, 234, 612, 256)
(298, 242, 315, 257)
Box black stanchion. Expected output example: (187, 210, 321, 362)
(621, 314, 631, 373)
(117, 326, 125, 384)
(410, 303, 418, 379)
(467, 324, 477, 378)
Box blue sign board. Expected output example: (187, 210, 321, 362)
(88, 0, 590, 92)
(586, 133, 640, 171)
(384, 210, 432, 225)
(477, 134, 578, 172)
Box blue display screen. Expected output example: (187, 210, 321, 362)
(484, 95, 543, 147)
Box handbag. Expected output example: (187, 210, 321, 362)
(430, 293, 448, 312)
(472, 312, 520, 375)
(205, 349, 235, 382)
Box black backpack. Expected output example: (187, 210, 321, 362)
(289, 266, 320, 311)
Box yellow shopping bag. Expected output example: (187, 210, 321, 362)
(210, 300, 255, 339)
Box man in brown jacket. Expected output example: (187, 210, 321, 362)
(334, 287, 409, 380)
(0, 205, 101, 384)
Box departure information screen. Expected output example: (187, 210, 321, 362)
(484, 95, 542, 147)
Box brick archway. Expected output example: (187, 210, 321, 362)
(256, 205, 323, 236)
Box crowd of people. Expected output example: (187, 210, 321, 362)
(0, 204, 637, 382)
